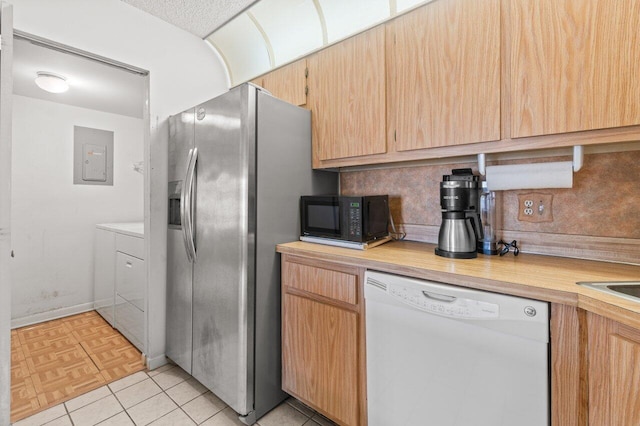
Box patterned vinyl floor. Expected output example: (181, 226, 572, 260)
(10, 311, 146, 423)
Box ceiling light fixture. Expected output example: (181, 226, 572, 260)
(34, 71, 69, 93)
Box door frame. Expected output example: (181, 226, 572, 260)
(0, 3, 13, 425)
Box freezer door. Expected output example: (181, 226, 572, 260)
(168, 108, 195, 182)
(166, 228, 193, 373)
(192, 85, 255, 416)
(166, 110, 196, 374)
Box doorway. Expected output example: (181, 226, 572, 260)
(8, 31, 150, 422)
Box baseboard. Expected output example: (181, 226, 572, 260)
(11, 302, 95, 329)
(146, 354, 169, 370)
(400, 223, 640, 265)
(500, 230, 640, 265)
(399, 224, 439, 244)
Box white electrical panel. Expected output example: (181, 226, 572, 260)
(73, 126, 114, 185)
(82, 143, 107, 181)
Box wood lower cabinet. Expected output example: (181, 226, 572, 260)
(387, 0, 501, 151)
(542, 304, 640, 426)
(281, 255, 366, 426)
(550, 304, 587, 426)
(510, 0, 640, 138)
(283, 295, 358, 424)
(588, 312, 640, 425)
(279, 247, 640, 425)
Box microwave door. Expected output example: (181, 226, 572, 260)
(365, 197, 389, 238)
(304, 200, 341, 239)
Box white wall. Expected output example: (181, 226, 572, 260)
(8, 0, 229, 370)
(11, 95, 143, 322)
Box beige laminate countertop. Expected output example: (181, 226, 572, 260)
(277, 240, 640, 328)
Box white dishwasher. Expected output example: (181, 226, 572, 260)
(365, 271, 549, 426)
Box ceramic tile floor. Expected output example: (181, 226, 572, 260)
(12, 364, 337, 426)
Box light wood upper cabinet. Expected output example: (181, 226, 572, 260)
(510, 0, 640, 138)
(308, 26, 386, 165)
(251, 0, 640, 169)
(387, 0, 501, 151)
(261, 59, 308, 107)
(588, 312, 640, 425)
(250, 76, 263, 88)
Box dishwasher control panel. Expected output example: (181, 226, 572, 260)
(388, 283, 499, 319)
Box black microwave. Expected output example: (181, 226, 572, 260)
(300, 195, 389, 243)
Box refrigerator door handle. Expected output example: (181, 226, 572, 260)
(184, 147, 198, 262)
(181, 148, 195, 263)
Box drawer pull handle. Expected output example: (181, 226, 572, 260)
(126, 262, 133, 268)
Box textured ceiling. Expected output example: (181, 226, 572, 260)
(120, 0, 259, 38)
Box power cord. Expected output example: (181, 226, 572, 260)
(498, 240, 519, 256)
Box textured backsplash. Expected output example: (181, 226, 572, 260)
(499, 152, 639, 238)
(340, 150, 640, 261)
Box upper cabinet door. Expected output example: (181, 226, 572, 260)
(387, 0, 501, 151)
(261, 59, 308, 107)
(308, 26, 386, 164)
(510, 0, 640, 138)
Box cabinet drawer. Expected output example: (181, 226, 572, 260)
(115, 294, 144, 352)
(283, 261, 357, 304)
(94, 228, 116, 326)
(116, 252, 145, 311)
(116, 233, 144, 260)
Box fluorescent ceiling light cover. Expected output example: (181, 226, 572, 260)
(208, 0, 439, 84)
(35, 71, 69, 93)
(319, 0, 389, 42)
(396, 0, 434, 13)
(207, 13, 271, 85)
(251, 0, 323, 67)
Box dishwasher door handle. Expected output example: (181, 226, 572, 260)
(422, 291, 457, 303)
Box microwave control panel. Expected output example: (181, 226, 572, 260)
(347, 202, 361, 238)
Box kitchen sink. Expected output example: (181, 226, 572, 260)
(578, 281, 640, 303)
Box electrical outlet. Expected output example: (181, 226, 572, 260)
(517, 193, 553, 223)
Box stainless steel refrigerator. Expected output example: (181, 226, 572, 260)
(166, 83, 337, 424)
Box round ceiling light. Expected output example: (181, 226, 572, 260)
(34, 71, 69, 93)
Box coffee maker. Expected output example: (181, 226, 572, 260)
(435, 168, 483, 259)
